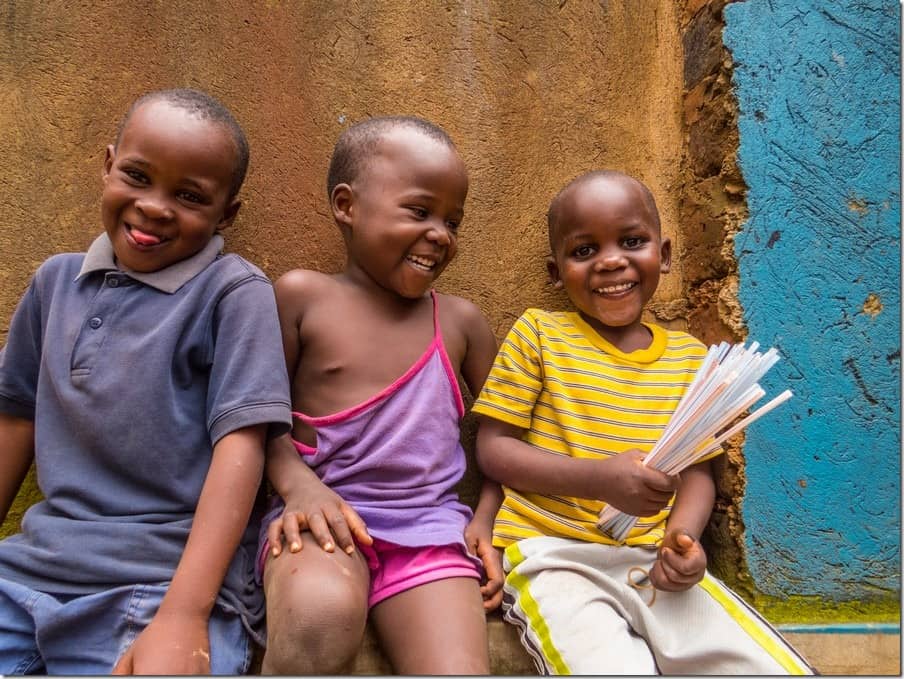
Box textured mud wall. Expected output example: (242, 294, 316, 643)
(0, 2, 689, 527)
(724, 0, 901, 603)
(676, 0, 752, 595)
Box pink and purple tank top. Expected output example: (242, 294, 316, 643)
(275, 290, 475, 551)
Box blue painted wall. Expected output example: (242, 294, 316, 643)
(724, 0, 900, 600)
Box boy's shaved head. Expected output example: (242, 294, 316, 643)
(547, 170, 661, 249)
(327, 116, 456, 198)
(118, 88, 249, 199)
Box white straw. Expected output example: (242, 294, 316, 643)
(596, 342, 791, 542)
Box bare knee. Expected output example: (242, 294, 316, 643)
(261, 551, 369, 674)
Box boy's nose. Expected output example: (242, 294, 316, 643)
(135, 196, 175, 221)
(594, 252, 628, 271)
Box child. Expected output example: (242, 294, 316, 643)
(472, 170, 815, 675)
(0, 89, 292, 674)
(258, 116, 504, 675)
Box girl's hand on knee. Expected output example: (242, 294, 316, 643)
(649, 529, 707, 592)
(267, 482, 371, 557)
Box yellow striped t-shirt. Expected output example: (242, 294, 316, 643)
(472, 309, 709, 548)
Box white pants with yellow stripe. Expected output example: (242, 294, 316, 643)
(501, 536, 815, 675)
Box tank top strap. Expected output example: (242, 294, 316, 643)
(429, 289, 466, 418)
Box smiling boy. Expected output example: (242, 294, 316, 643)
(0, 89, 291, 674)
(473, 170, 813, 674)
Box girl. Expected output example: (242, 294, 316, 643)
(259, 116, 503, 675)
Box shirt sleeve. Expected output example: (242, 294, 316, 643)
(0, 273, 43, 420)
(471, 310, 545, 429)
(206, 273, 292, 445)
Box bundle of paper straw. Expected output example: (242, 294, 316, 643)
(596, 341, 792, 542)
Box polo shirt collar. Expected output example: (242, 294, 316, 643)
(76, 233, 224, 294)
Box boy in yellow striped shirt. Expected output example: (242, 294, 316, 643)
(472, 170, 813, 675)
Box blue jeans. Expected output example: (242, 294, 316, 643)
(0, 576, 253, 675)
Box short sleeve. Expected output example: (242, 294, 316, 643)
(0, 275, 43, 420)
(472, 311, 545, 429)
(206, 275, 292, 445)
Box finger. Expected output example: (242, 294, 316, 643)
(326, 511, 355, 554)
(645, 471, 680, 493)
(648, 561, 672, 591)
(674, 531, 696, 553)
(660, 544, 694, 574)
(343, 506, 372, 549)
(650, 558, 688, 591)
(282, 512, 306, 553)
(658, 549, 701, 585)
(266, 518, 286, 557)
(306, 513, 336, 552)
(111, 651, 132, 675)
(655, 550, 684, 585)
(482, 587, 504, 611)
(479, 546, 504, 585)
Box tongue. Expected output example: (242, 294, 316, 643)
(131, 229, 162, 246)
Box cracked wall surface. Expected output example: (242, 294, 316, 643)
(724, 0, 901, 601)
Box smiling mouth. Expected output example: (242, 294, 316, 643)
(125, 224, 166, 248)
(407, 254, 438, 272)
(594, 282, 636, 295)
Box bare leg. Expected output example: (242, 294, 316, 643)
(371, 577, 489, 675)
(261, 532, 371, 675)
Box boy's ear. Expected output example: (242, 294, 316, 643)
(546, 255, 564, 289)
(102, 144, 116, 181)
(217, 199, 242, 232)
(331, 183, 354, 228)
(659, 237, 672, 273)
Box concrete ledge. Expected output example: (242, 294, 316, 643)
(349, 616, 902, 675)
(782, 627, 901, 676)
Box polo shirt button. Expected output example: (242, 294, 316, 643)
(108, 278, 120, 287)
(89, 317, 103, 329)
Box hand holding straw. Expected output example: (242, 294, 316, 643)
(596, 342, 791, 542)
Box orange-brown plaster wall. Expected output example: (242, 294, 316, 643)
(0, 2, 705, 535)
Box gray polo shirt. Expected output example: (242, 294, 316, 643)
(0, 233, 291, 638)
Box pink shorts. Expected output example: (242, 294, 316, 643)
(360, 538, 481, 608)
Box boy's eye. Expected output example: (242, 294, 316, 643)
(623, 236, 646, 249)
(177, 190, 205, 204)
(573, 244, 596, 258)
(409, 207, 428, 219)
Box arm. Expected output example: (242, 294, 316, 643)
(649, 459, 714, 592)
(476, 416, 679, 517)
(450, 297, 506, 610)
(265, 270, 369, 555)
(0, 413, 35, 524)
(113, 425, 267, 675)
(464, 478, 505, 611)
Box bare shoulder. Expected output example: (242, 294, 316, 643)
(435, 292, 489, 328)
(274, 268, 334, 296)
(274, 268, 337, 308)
(435, 291, 496, 349)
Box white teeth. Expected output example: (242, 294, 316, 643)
(595, 282, 635, 294)
(407, 255, 436, 271)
